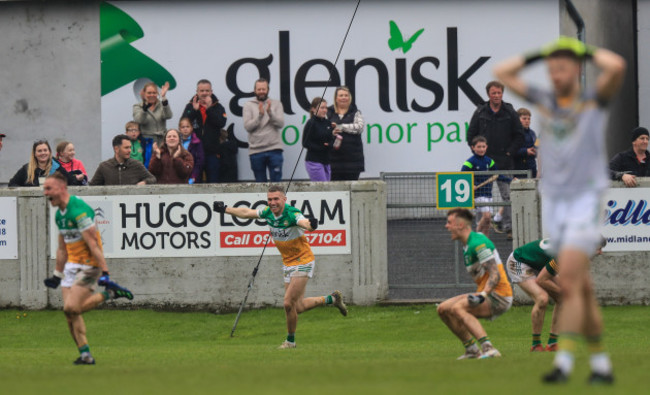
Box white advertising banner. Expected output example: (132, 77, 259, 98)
(100, 0, 558, 179)
(0, 197, 18, 259)
(602, 188, 650, 252)
(49, 192, 350, 258)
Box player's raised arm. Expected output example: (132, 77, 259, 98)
(214, 201, 259, 219)
(493, 55, 528, 99)
(593, 48, 626, 103)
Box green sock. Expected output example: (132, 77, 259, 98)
(478, 336, 490, 345)
(462, 338, 476, 348)
(548, 333, 558, 345)
(325, 295, 333, 305)
(532, 333, 542, 346)
(287, 333, 295, 343)
(79, 344, 90, 355)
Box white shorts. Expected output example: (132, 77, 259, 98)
(542, 191, 603, 255)
(487, 292, 512, 320)
(505, 253, 539, 284)
(61, 262, 101, 290)
(283, 261, 315, 283)
(475, 196, 493, 214)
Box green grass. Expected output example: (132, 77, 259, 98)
(0, 305, 647, 394)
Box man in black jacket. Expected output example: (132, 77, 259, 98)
(182, 79, 228, 183)
(609, 127, 649, 187)
(467, 81, 525, 238)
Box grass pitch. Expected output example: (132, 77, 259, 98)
(0, 305, 647, 394)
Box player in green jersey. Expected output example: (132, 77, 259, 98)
(215, 185, 347, 349)
(506, 239, 561, 352)
(437, 208, 513, 360)
(43, 172, 133, 365)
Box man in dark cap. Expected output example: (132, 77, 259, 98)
(609, 127, 649, 187)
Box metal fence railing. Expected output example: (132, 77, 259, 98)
(381, 170, 530, 300)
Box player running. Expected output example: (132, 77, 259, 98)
(43, 172, 133, 365)
(495, 37, 625, 384)
(506, 239, 561, 352)
(437, 208, 513, 359)
(214, 185, 347, 349)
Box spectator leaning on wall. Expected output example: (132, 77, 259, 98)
(609, 126, 649, 187)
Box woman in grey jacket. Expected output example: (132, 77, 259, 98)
(133, 81, 173, 144)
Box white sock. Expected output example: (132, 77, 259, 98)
(480, 341, 493, 352)
(466, 343, 480, 353)
(493, 213, 502, 222)
(590, 353, 612, 375)
(554, 351, 574, 374)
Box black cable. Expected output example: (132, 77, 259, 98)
(285, 0, 362, 194)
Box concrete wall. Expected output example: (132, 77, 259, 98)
(0, 181, 388, 310)
(511, 179, 650, 306)
(560, 0, 638, 157)
(0, 1, 101, 184)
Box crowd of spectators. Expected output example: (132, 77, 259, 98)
(2, 77, 646, 200)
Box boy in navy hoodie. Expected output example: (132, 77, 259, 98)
(461, 136, 497, 236)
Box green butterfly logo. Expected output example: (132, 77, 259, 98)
(387, 20, 424, 54)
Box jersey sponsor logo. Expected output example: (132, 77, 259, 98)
(271, 228, 290, 239)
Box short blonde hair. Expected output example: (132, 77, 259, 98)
(517, 107, 531, 117)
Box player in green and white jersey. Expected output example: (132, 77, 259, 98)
(43, 172, 133, 365)
(437, 208, 513, 360)
(495, 36, 624, 384)
(215, 185, 347, 349)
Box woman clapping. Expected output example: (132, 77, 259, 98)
(148, 129, 194, 184)
(133, 81, 173, 144)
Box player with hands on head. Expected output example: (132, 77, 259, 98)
(436, 208, 513, 360)
(43, 172, 133, 365)
(214, 186, 345, 349)
(494, 36, 625, 384)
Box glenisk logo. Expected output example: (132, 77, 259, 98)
(387, 21, 424, 54)
(225, 28, 490, 117)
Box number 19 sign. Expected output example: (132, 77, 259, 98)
(436, 172, 474, 209)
